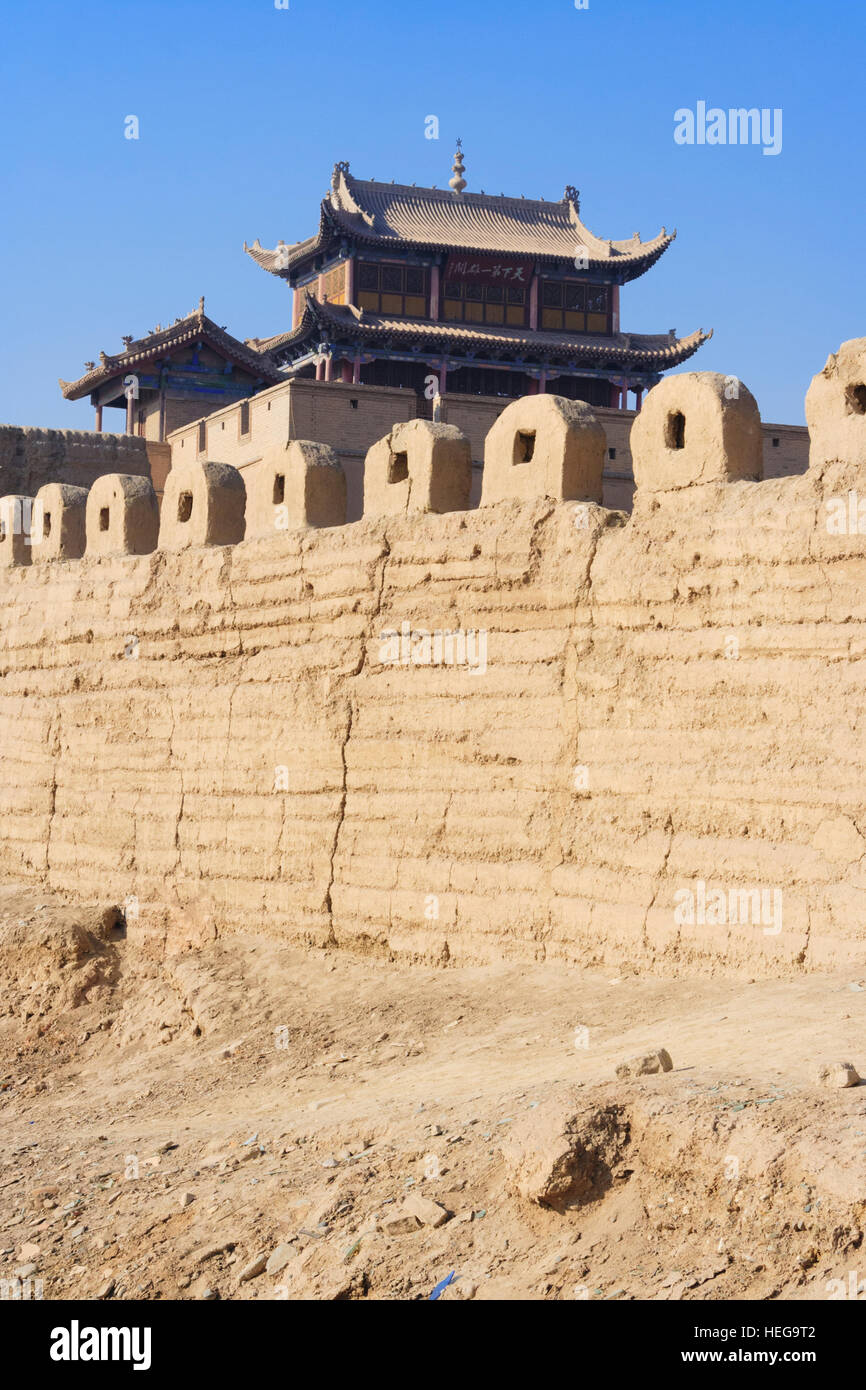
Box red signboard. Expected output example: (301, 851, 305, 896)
(443, 254, 534, 286)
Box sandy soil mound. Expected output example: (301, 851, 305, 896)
(2, 887, 865, 1301)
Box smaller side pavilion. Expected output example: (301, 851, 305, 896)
(59, 300, 282, 441)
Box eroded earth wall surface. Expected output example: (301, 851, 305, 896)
(1, 354, 865, 977)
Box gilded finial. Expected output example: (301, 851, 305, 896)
(449, 137, 466, 194)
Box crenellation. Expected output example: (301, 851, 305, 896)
(31, 482, 88, 561)
(0, 495, 34, 567)
(805, 338, 866, 470)
(247, 439, 347, 537)
(480, 394, 606, 506)
(158, 459, 246, 550)
(629, 371, 763, 500)
(85, 474, 160, 557)
(363, 418, 472, 517)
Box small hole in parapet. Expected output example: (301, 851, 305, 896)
(177, 491, 193, 523)
(273, 474, 285, 505)
(845, 383, 866, 415)
(99, 507, 110, 531)
(388, 451, 409, 484)
(43, 511, 52, 537)
(514, 430, 536, 464)
(665, 410, 686, 449)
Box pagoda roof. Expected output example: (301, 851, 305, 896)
(59, 303, 283, 400)
(261, 296, 712, 372)
(244, 163, 676, 283)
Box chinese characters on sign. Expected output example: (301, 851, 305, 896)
(443, 254, 534, 286)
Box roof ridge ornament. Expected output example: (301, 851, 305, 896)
(331, 160, 350, 191)
(449, 137, 466, 194)
(563, 185, 580, 212)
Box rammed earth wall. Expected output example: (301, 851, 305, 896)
(0, 426, 170, 499)
(0, 352, 864, 976)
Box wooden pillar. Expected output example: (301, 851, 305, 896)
(315, 358, 325, 382)
(352, 353, 361, 385)
(439, 359, 447, 394)
(341, 359, 352, 384)
(345, 256, 355, 307)
(126, 392, 135, 434)
(324, 355, 334, 383)
(430, 264, 440, 321)
(608, 381, 619, 408)
(94, 404, 103, 432)
(635, 387, 643, 412)
(529, 273, 539, 331)
(538, 370, 547, 394)
(612, 283, 620, 334)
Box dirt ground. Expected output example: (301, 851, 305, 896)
(2, 885, 865, 1302)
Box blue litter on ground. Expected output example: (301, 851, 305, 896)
(429, 1271, 456, 1301)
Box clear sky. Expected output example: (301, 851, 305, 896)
(1, 0, 862, 430)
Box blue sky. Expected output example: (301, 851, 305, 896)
(1, 0, 862, 429)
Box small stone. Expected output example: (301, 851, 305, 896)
(405, 1193, 451, 1228)
(192, 1241, 235, 1265)
(814, 1060, 860, 1088)
(200, 1287, 218, 1300)
(237, 1252, 267, 1282)
(179, 1192, 195, 1208)
(265, 1243, 297, 1275)
(97, 1277, 115, 1300)
(19, 1242, 40, 1262)
(381, 1210, 422, 1236)
(15, 1263, 38, 1280)
(615, 1048, 673, 1080)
